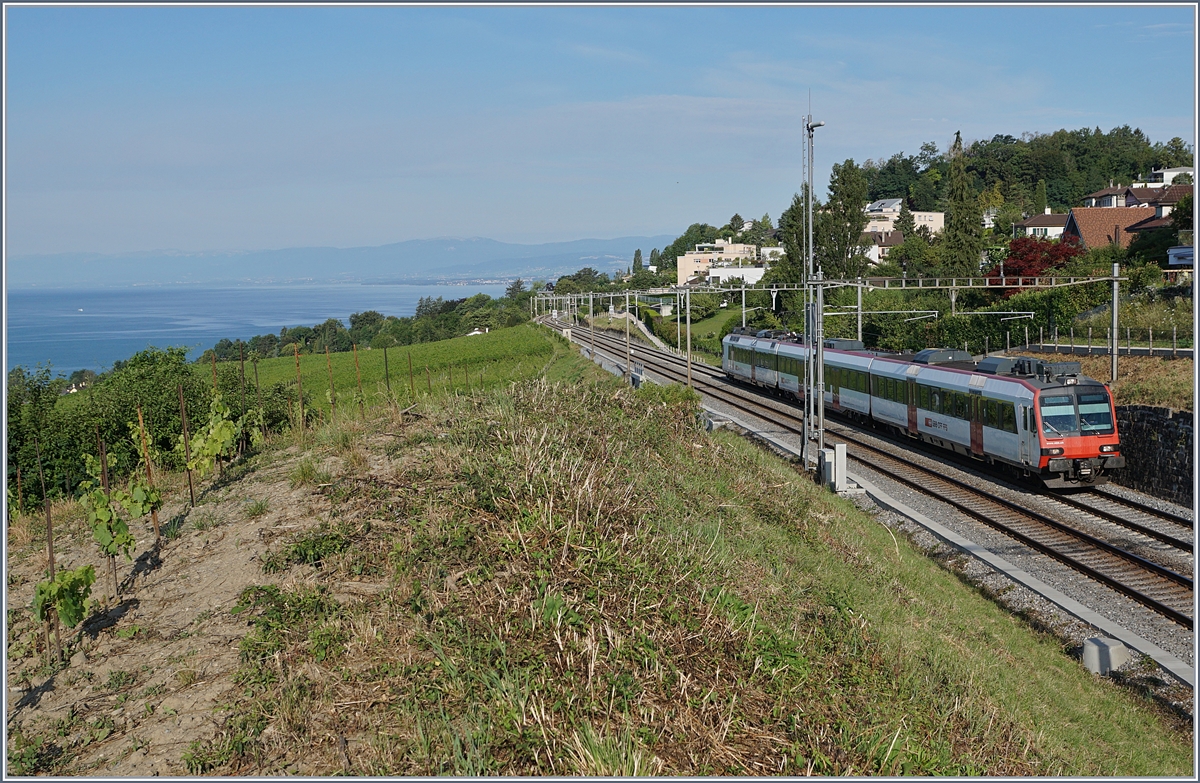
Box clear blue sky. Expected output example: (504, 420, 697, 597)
(4, 4, 1195, 257)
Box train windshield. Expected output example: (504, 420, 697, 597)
(1039, 394, 1078, 435)
(1076, 389, 1115, 435)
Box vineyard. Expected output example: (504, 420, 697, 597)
(5, 324, 573, 775)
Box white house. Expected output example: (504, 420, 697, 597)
(1014, 209, 1068, 239)
(863, 199, 944, 234)
(676, 239, 758, 286)
(707, 264, 767, 285)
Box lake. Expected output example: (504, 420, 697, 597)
(5, 282, 511, 376)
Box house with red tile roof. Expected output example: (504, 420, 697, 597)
(1125, 184, 1192, 218)
(1062, 207, 1157, 250)
(1079, 183, 1191, 217)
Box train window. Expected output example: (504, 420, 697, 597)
(983, 399, 997, 428)
(1039, 394, 1078, 435)
(858, 371, 867, 393)
(954, 392, 969, 420)
(1077, 391, 1115, 435)
(1000, 403, 1017, 433)
(918, 385, 930, 410)
(929, 390, 941, 414)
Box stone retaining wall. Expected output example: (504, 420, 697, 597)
(1112, 405, 1193, 507)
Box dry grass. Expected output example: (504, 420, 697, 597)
(1029, 351, 1194, 411)
(180, 377, 1089, 776)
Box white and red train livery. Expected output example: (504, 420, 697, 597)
(722, 329, 1124, 488)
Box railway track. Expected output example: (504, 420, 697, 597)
(552, 318, 1196, 630)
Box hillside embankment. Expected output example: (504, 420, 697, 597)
(5, 338, 1193, 775)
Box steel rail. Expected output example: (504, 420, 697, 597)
(553, 319, 1195, 629)
(563, 318, 1193, 552)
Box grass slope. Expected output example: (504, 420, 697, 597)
(190, 357, 1188, 775)
(7, 331, 1191, 775)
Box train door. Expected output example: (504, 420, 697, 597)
(906, 378, 918, 434)
(969, 391, 984, 457)
(1018, 404, 1033, 465)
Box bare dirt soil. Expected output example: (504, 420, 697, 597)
(6, 441, 346, 775)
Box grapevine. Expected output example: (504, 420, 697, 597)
(177, 392, 241, 478)
(120, 474, 163, 520)
(80, 455, 136, 562)
(33, 565, 96, 629)
(239, 407, 267, 450)
(80, 453, 136, 601)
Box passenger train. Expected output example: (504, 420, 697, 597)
(722, 328, 1124, 488)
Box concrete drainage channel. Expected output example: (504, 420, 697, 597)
(573, 329, 1194, 690)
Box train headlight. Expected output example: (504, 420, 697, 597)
(1041, 447, 1064, 456)
(1099, 444, 1117, 453)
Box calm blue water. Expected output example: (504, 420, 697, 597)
(5, 283, 509, 376)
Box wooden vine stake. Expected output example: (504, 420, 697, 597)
(95, 427, 119, 602)
(383, 346, 391, 395)
(293, 344, 305, 439)
(326, 346, 337, 417)
(35, 438, 61, 663)
(238, 343, 248, 454)
(353, 343, 365, 417)
(136, 404, 161, 543)
(253, 356, 267, 443)
(178, 384, 196, 507)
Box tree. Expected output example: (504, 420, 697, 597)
(817, 158, 871, 279)
(987, 235, 1083, 295)
(894, 200, 916, 238)
(657, 223, 721, 270)
(1170, 192, 1192, 233)
(864, 152, 921, 201)
(648, 248, 660, 268)
(633, 249, 643, 272)
(743, 213, 774, 246)
(941, 131, 984, 275)
(348, 310, 385, 346)
(1032, 179, 1048, 216)
(728, 213, 745, 233)
(776, 188, 815, 284)
(505, 278, 527, 299)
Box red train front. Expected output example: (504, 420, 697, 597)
(1032, 374, 1124, 488)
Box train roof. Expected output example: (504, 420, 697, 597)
(724, 331, 1108, 391)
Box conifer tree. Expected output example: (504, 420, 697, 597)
(894, 199, 916, 238)
(633, 249, 643, 272)
(1033, 179, 1048, 216)
(941, 131, 984, 276)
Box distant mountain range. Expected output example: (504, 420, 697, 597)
(6, 235, 678, 288)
